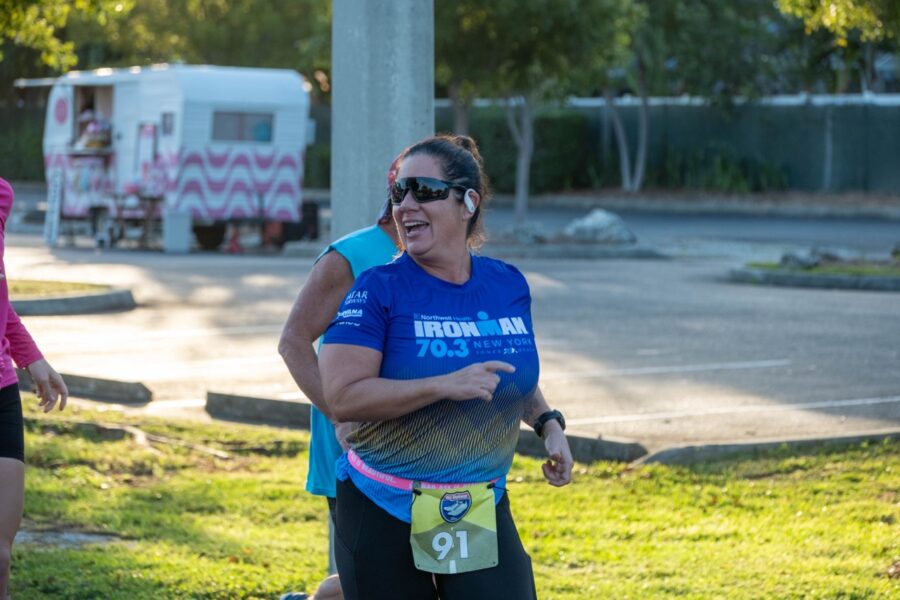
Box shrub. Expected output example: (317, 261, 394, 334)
(653, 142, 788, 193)
(0, 109, 45, 181)
(443, 107, 595, 195)
(303, 143, 330, 189)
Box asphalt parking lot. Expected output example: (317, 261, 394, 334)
(7, 211, 898, 452)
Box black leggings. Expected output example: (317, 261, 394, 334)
(0, 384, 23, 462)
(334, 478, 537, 600)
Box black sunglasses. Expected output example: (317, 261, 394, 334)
(390, 177, 467, 205)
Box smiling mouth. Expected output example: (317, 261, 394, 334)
(404, 221, 429, 235)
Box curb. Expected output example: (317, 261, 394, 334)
(204, 392, 899, 466)
(16, 369, 152, 404)
(204, 391, 648, 463)
(206, 391, 312, 429)
(515, 428, 647, 463)
(729, 267, 900, 291)
(55, 388, 894, 466)
(13, 289, 137, 316)
(636, 430, 900, 465)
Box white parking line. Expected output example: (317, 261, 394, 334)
(567, 395, 900, 426)
(540, 359, 791, 381)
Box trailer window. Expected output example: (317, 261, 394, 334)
(162, 112, 175, 136)
(212, 112, 273, 142)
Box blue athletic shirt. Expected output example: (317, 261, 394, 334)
(322, 252, 540, 523)
(306, 225, 398, 498)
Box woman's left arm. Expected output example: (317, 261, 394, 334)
(523, 386, 572, 487)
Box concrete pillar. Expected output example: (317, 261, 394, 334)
(331, 0, 434, 239)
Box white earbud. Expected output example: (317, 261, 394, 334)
(463, 189, 477, 213)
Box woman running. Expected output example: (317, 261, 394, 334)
(319, 135, 572, 599)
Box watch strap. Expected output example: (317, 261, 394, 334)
(533, 409, 565, 438)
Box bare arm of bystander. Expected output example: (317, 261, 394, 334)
(278, 250, 355, 421)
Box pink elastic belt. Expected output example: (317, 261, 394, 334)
(347, 449, 498, 492)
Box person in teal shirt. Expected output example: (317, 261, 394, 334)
(278, 158, 402, 600)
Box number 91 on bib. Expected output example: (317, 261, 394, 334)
(410, 483, 498, 574)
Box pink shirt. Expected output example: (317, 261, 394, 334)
(0, 178, 43, 388)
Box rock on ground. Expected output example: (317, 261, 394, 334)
(562, 209, 637, 244)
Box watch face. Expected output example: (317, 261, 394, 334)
(535, 410, 564, 436)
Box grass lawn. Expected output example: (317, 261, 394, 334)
(13, 400, 899, 599)
(8, 280, 110, 299)
(748, 262, 900, 277)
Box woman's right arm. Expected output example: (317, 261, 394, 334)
(320, 342, 514, 423)
(5, 304, 68, 412)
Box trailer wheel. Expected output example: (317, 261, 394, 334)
(192, 223, 227, 251)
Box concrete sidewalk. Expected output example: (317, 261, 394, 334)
(10, 181, 900, 220)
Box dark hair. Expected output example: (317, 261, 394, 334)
(401, 134, 491, 249)
(378, 152, 404, 225)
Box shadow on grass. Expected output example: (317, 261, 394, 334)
(677, 435, 898, 477)
(13, 546, 164, 599)
(25, 415, 309, 458)
(13, 542, 313, 600)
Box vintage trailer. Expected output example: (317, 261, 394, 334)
(39, 64, 311, 249)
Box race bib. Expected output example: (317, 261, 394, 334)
(410, 483, 498, 574)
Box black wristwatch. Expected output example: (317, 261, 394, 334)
(533, 409, 565, 438)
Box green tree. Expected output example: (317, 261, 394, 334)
(0, 0, 132, 70)
(777, 0, 900, 44)
(774, 1, 900, 191)
(66, 0, 332, 98)
(775, 1, 899, 96)
(437, 0, 638, 225)
(434, 2, 495, 135)
(605, 0, 786, 192)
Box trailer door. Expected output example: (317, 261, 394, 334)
(113, 81, 140, 195)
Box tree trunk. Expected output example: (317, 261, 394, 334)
(632, 60, 650, 193)
(505, 97, 534, 226)
(448, 82, 470, 135)
(604, 88, 632, 192)
(861, 43, 872, 93)
(601, 98, 612, 168)
(822, 104, 833, 192)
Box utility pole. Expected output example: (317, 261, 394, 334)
(330, 0, 434, 238)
